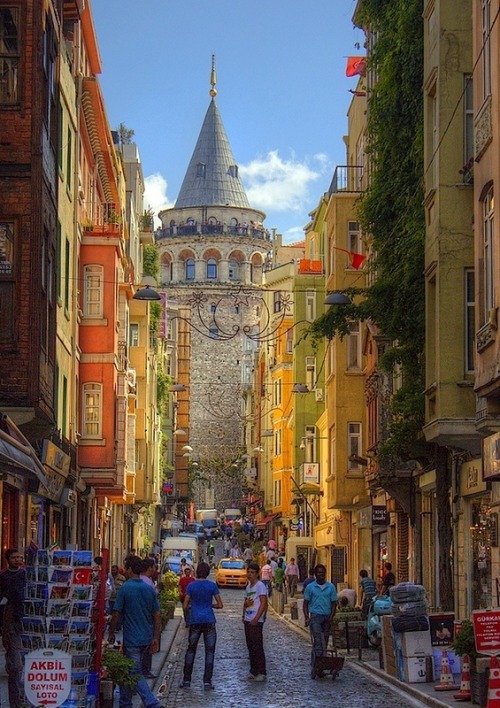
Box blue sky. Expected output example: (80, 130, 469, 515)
(91, 1, 364, 243)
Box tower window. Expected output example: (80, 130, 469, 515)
(196, 163, 206, 178)
(228, 165, 239, 178)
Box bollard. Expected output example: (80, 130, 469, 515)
(358, 625, 363, 661)
(290, 601, 298, 620)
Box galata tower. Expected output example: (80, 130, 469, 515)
(156, 59, 271, 512)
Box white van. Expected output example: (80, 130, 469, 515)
(161, 537, 199, 567)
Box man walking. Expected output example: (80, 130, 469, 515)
(180, 562, 223, 690)
(359, 569, 377, 617)
(0, 549, 26, 707)
(303, 564, 337, 678)
(108, 555, 162, 707)
(242, 562, 268, 681)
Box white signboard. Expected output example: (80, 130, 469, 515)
(301, 462, 320, 484)
(24, 649, 71, 707)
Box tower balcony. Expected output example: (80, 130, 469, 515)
(156, 221, 271, 242)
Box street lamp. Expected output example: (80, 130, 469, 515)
(133, 285, 161, 301)
(324, 292, 352, 306)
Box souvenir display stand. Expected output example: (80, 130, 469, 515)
(22, 548, 108, 707)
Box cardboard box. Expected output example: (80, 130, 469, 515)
(403, 656, 430, 683)
(432, 649, 461, 681)
(393, 630, 433, 657)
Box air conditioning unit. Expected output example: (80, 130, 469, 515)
(315, 388, 324, 402)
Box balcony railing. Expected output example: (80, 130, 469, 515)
(328, 165, 364, 195)
(156, 222, 272, 242)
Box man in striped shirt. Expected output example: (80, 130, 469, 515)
(359, 569, 377, 617)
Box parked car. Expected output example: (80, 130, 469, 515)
(215, 558, 247, 588)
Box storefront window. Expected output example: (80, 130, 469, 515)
(471, 499, 493, 609)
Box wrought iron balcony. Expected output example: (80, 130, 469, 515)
(328, 165, 364, 195)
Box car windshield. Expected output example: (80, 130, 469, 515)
(219, 560, 245, 569)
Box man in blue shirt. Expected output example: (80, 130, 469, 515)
(180, 562, 223, 690)
(303, 564, 337, 678)
(108, 554, 162, 707)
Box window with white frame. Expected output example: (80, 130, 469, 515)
(347, 422, 362, 471)
(129, 323, 139, 347)
(273, 290, 282, 313)
(483, 186, 494, 320)
(347, 222, 362, 266)
(347, 321, 362, 369)
(482, 0, 491, 100)
(286, 327, 293, 353)
(464, 76, 473, 169)
(274, 378, 282, 406)
(306, 356, 316, 391)
(274, 429, 282, 456)
(306, 290, 316, 321)
(83, 265, 103, 317)
(304, 425, 316, 463)
(82, 382, 102, 438)
(328, 339, 335, 378)
(274, 479, 282, 507)
(465, 268, 475, 374)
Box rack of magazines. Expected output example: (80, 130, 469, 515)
(21, 548, 106, 707)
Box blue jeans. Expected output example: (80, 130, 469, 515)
(183, 623, 217, 684)
(309, 613, 332, 665)
(119, 644, 161, 708)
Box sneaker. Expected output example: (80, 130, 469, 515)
(253, 674, 266, 682)
(204, 683, 214, 690)
(179, 680, 191, 688)
(247, 673, 257, 680)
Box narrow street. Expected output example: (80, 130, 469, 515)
(158, 583, 429, 707)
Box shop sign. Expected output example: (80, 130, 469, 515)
(372, 505, 389, 526)
(357, 507, 372, 529)
(472, 610, 500, 655)
(300, 463, 319, 484)
(40, 467, 67, 503)
(42, 440, 70, 478)
(429, 612, 455, 646)
(482, 432, 500, 481)
(460, 459, 487, 496)
(24, 649, 71, 707)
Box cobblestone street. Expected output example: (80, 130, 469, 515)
(158, 587, 428, 708)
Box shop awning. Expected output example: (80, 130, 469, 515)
(256, 513, 279, 527)
(0, 417, 49, 489)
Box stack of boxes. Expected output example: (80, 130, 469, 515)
(380, 583, 434, 683)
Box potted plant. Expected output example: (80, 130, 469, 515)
(452, 619, 487, 705)
(101, 648, 138, 700)
(158, 570, 180, 626)
(139, 207, 155, 231)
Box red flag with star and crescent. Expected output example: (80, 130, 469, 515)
(346, 56, 366, 77)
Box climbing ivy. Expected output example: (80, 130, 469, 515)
(309, 0, 425, 461)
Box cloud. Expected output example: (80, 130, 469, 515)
(239, 150, 330, 213)
(144, 173, 174, 226)
(282, 226, 306, 245)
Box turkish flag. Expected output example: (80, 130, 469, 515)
(346, 56, 366, 77)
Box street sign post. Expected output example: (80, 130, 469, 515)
(472, 610, 500, 655)
(24, 649, 72, 707)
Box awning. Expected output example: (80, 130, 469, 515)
(0, 417, 49, 490)
(256, 513, 279, 527)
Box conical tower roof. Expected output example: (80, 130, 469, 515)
(174, 97, 251, 209)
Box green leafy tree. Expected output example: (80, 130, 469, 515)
(308, 0, 455, 608)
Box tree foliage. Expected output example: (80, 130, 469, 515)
(309, 0, 425, 461)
